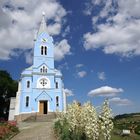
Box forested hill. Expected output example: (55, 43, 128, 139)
(114, 113, 140, 120)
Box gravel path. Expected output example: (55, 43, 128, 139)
(11, 121, 57, 140)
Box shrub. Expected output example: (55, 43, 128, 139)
(54, 100, 113, 140)
(0, 121, 19, 140)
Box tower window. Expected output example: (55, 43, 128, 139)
(27, 81, 30, 88)
(44, 46, 47, 55)
(56, 96, 59, 107)
(41, 46, 43, 55)
(56, 82, 58, 89)
(25, 96, 29, 107)
(41, 46, 47, 55)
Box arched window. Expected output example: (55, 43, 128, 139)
(43, 66, 45, 73)
(41, 46, 47, 55)
(27, 81, 30, 88)
(40, 66, 47, 73)
(44, 46, 47, 55)
(41, 46, 43, 55)
(56, 96, 59, 107)
(40, 68, 43, 73)
(56, 82, 58, 89)
(25, 96, 29, 107)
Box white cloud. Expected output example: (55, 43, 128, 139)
(98, 72, 106, 81)
(88, 86, 123, 97)
(77, 71, 87, 78)
(62, 26, 70, 37)
(54, 39, 71, 61)
(64, 88, 74, 97)
(83, 0, 140, 57)
(0, 0, 67, 61)
(25, 50, 33, 64)
(57, 62, 69, 70)
(75, 64, 84, 68)
(83, 2, 93, 15)
(109, 97, 132, 106)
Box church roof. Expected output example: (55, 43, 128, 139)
(37, 12, 48, 35)
(54, 69, 62, 76)
(25, 66, 33, 71)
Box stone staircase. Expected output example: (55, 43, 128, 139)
(23, 113, 57, 122)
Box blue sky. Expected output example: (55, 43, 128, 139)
(0, 0, 140, 115)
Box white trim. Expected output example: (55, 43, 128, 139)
(48, 101, 50, 112)
(63, 89, 66, 112)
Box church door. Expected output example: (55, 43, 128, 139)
(39, 101, 48, 114)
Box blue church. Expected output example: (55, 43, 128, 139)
(9, 14, 66, 121)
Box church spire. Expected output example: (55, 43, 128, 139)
(38, 12, 47, 35)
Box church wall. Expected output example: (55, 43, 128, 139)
(19, 74, 63, 113)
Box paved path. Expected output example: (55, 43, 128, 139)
(11, 121, 57, 140)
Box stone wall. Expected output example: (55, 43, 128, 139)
(15, 113, 37, 122)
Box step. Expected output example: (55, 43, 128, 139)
(23, 113, 57, 122)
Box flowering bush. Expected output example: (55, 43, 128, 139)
(0, 121, 19, 140)
(81, 102, 99, 140)
(99, 100, 114, 140)
(54, 100, 113, 140)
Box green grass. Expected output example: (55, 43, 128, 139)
(111, 133, 140, 140)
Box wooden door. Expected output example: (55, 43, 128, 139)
(39, 101, 48, 114)
(39, 101, 44, 114)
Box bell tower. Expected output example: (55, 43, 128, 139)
(33, 13, 54, 69)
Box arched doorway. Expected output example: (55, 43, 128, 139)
(39, 100, 48, 114)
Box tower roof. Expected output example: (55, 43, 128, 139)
(37, 12, 47, 35)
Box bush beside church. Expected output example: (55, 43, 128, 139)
(54, 100, 114, 140)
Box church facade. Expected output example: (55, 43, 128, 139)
(9, 15, 66, 120)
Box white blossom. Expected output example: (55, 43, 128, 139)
(99, 99, 114, 140)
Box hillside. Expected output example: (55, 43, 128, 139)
(111, 112, 140, 140)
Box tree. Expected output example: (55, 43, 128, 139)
(0, 70, 18, 120)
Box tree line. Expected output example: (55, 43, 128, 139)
(0, 70, 18, 120)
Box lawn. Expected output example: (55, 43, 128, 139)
(111, 133, 140, 140)
(111, 129, 140, 140)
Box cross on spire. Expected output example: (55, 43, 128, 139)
(37, 12, 47, 35)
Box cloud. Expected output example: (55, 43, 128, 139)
(88, 86, 123, 97)
(64, 88, 74, 97)
(83, 2, 93, 15)
(75, 64, 84, 68)
(54, 39, 71, 61)
(0, 0, 67, 61)
(83, 0, 140, 57)
(77, 71, 87, 78)
(57, 62, 69, 70)
(109, 97, 132, 106)
(24, 49, 33, 64)
(98, 72, 106, 81)
(62, 26, 70, 37)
